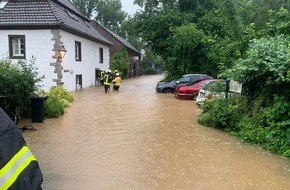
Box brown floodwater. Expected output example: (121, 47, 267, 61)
(21, 75, 290, 190)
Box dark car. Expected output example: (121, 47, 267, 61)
(156, 74, 212, 93)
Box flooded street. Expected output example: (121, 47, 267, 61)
(21, 75, 290, 190)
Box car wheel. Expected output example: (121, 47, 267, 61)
(163, 89, 173, 93)
(192, 94, 198, 100)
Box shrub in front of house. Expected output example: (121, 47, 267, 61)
(45, 86, 74, 118)
(0, 58, 43, 118)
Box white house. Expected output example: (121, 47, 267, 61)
(0, 0, 112, 92)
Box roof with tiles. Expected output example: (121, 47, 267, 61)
(92, 21, 141, 54)
(0, 0, 112, 45)
(106, 27, 141, 54)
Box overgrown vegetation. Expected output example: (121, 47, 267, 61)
(199, 34, 290, 157)
(109, 47, 131, 78)
(0, 58, 73, 120)
(141, 48, 165, 75)
(45, 86, 74, 118)
(0, 58, 43, 117)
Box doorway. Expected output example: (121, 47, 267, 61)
(76, 74, 82, 90)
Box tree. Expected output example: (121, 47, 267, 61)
(167, 23, 206, 75)
(223, 35, 290, 99)
(110, 48, 130, 78)
(94, 0, 127, 33)
(72, 0, 126, 34)
(141, 47, 165, 74)
(71, 0, 98, 18)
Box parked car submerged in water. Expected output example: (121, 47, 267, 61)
(156, 74, 212, 93)
(175, 79, 222, 100)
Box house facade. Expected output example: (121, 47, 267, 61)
(91, 21, 142, 77)
(0, 0, 112, 92)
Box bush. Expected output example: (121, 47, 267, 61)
(198, 94, 290, 158)
(235, 95, 290, 157)
(0, 58, 43, 117)
(198, 95, 247, 131)
(45, 86, 73, 118)
(45, 96, 64, 118)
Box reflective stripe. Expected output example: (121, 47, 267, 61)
(100, 72, 104, 80)
(104, 75, 110, 85)
(0, 146, 36, 190)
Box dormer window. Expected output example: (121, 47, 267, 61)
(65, 9, 78, 21)
(0, 0, 8, 9)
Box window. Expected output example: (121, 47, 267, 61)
(99, 47, 103, 63)
(75, 41, 82, 61)
(0, 1, 8, 9)
(9, 35, 26, 59)
(65, 9, 78, 21)
(177, 77, 191, 83)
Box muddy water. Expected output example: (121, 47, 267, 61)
(21, 75, 290, 190)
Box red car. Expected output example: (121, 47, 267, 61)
(175, 79, 217, 100)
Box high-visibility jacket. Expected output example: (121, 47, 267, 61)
(113, 76, 121, 86)
(99, 71, 105, 80)
(0, 108, 43, 190)
(104, 73, 112, 86)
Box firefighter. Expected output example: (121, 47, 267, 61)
(113, 73, 122, 91)
(113, 70, 118, 79)
(103, 70, 113, 93)
(0, 107, 43, 190)
(99, 70, 105, 86)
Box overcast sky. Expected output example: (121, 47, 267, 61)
(120, 0, 141, 16)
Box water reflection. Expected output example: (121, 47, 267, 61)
(21, 75, 290, 190)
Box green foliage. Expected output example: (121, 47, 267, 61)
(141, 48, 165, 75)
(234, 95, 290, 157)
(167, 23, 206, 74)
(45, 96, 64, 118)
(223, 35, 290, 100)
(265, 7, 290, 36)
(198, 94, 290, 157)
(198, 95, 247, 131)
(0, 58, 43, 117)
(45, 86, 74, 118)
(110, 47, 131, 78)
(203, 80, 226, 93)
(94, 0, 127, 34)
(71, 0, 97, 18)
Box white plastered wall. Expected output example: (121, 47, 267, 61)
(0, 29, 110, 92)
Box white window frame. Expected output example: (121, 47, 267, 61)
(9, 35, 26, 59)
